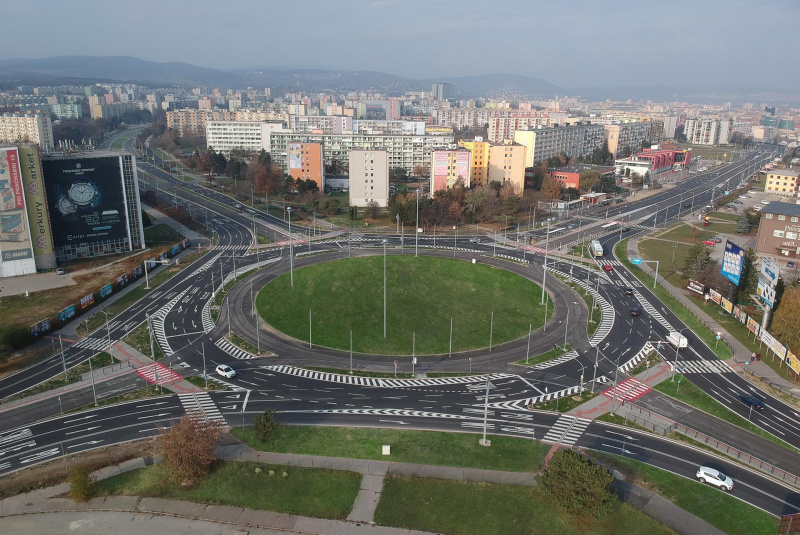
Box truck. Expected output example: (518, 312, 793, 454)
(667, 332, 688, 349)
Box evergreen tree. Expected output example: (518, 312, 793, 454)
(736, 213, 751, 234)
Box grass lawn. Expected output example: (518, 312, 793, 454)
(557, 276, 600, 336)
(709, 211, 741, 222)
(143, 223, 184, 244)
(513, 343, 571, 366)
(232, 426, 550, 473)
(96, 461, 361, 520)
(656, 223, 712, 244)
(121, 320, 164, 360)
(256, 256, 546, 355)
(591, 453, 778, 535)
(654, 376, 795, 451)
(638, 239, 692, 287)
(374, 475, 678, 535)
(536, 391, 597, 413)
(185, 376, 225, 390)
(615, 239, 732, 361)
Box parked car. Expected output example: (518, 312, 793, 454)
(732, 200, 742, 204)
(602, 264, 613, 272)
(56, 268, 67, 275)
(468, 237, 481, 243)
(629, 307, 641, 317)
(787, 261, 795, 268)
(696, 466, 734, 491)
(761, 200, 771, 205)
(738, 395, 765, 411)
(703, 239, 716, 246)
(215, 364, 237, 378)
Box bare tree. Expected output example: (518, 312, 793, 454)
(158, 414, 224, 487)
(366, 200, 381, 219)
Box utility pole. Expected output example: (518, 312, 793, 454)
(479, 377, 491, 446)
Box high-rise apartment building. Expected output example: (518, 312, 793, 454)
(458, 138, 490, 187)
(205, 121, 285, 155)
(0, 114, 54, 151)
(349, 149, 389, 207)
(683, 118, 733, 146)
(431, 148, 471, 193)
(431, 83, 455, 101)
(513, 124, 605, 166)
(287, 141, 324, 190)
(166, 109, 236, 136)
(487, 141, 526, 193)
(604, 121, 664, 158)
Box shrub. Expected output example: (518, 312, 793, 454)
(539, 450, 616, 519)
(253, 409, 278, 442)
(69, 465, 96, 503)
(158, 414, 224, 487)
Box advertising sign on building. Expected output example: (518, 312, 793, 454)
(431, 151, 449, 193)
(721, 240, 745, 286)
(455, 151, 470, 183)
(687, 280, 704, 295)
(757, 279, 776, 307)
(41, 156, 129, 247)
(760, 256, 779, 287)
(287, 143, 302, 170)
(0, 147, 37, 277)
(17, 145, 56, 270)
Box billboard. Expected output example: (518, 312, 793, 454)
(708, 288, 722, 304)
(17, 145, 56, 269)
(455, 151, 470, 184)
(59, 305, 76, 322)
(42, 156, 129, 247)
(760, 256, 779, 287)
(720, 240, 745, 286)
(0, 147, 36, 277)
(431, 151, 449, 192)
(746, 316, 760, 335)
(720, 297, 733, 314)
(757, 279, 775, 307)
(287, 143, 302, 170)
(687, 280, 704, 295)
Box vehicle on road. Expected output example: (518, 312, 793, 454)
(732, 200, 742, 204)
(667, 331, 689, 349)
(738, 395, 765, 411)
(590, 240, 604, 258)
(215, 364, 236, 378)
(629, 307, 641, 317)
(56, 268, 67, 275)
(696, 466, 734, 491)
(468, 237, 481, 243)
(234, 203, 242, 209)
(683, 203, 691, 208)
(568, 224, 577, 229)
(602, 264, 613, 272)
(623, 287, 634, 295)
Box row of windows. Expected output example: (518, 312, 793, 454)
(765, 214, 799, 222)
(773, 230, 799, 239)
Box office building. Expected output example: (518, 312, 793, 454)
(431, 148, 471, 193)
(487, 141, 526, 193)
(756, 202, 800, 258)
(349, 149, 389, 207)
(287, 141, 324, 190)
(683, 118, 733, 145)
(41, 152, 144, 261)
(0, 114, 54, 151)
(764, 169, 800, 196)
(431, 83, 454, 101)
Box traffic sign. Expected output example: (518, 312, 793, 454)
(631, 258, 642, 265)
(716, 334, 721, 340)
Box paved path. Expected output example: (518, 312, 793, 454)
(113, 341, 202, 394)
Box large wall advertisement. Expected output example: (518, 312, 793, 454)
(287, 143, 302, 170)
(432, 151, 448, 192)
(0, 147, 36, 277)
(720, 240, 745, 286)
(455, 151, 470, 184)
(17, 145, 56, 269)
(41, 156, 128, 247)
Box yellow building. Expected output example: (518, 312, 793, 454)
(765, 169, 800, 196)
(487, 140, 526, 194)
(458, 137, 490, 186)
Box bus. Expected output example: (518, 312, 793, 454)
(590, 240, 604, 258)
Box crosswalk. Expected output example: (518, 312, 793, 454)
(263, 365, 514, 388)
(595, 259, 622, 267)
(670, 360, 735, 374)
(215, 337, 258, 360)
(618, 343, 655, 374)
(135, 362, 184, 385)
(601, 378, 652, 402)
(178, 392, 226, 423)
(72, 337, 115, 351)
(632, 291, 673, 330)
(546, 266, 614, 347)
(529, 350, 578, 370)
(541, 415, 591, 446)
(149, 288, 190, 357)
(201, 299, 215, 333)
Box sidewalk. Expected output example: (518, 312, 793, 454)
(627, 236, 800, 400)
(143, 205, 209, 243)
(113, 341, 202, 394)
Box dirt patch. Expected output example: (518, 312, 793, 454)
(0, 438, 158, 499)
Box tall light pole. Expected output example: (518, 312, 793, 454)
(415, 189, 420, 257)
(540, 221, 550, 304)
(287, 207, 294, 287)
(383, 239, 388, 339)
(101, 310, 113, 362)
(453, 226, 457, 258)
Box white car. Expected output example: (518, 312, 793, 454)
(215, 364, 236, 378)
(696, 466, 733, 491)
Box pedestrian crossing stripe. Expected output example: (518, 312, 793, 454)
(178, 392, 226, 423)
(201, 299, 215, 333)
(529, 350, 578, 370)
(73, 337, 116, 351)
(215, 337, 258, 360)
(135, 362, 184, 385)
(669, 360, 735, 374)
(632, 291, 673, 330)
(487, 382, 602, 410)
(149, 288, 190, 358)
(545, 266, 614, 348)
(601, 377, 652, 402)
(595, 259, 622, 267)
(263, 365, 515, 388)
(541, 415, 591, 446)
(618, 343, 655, 374)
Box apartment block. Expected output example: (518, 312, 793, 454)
(604, 121, 664, 158)
(0, 114, 54, 150)
(289, 115, 353, 134)
(458, 138, 490, 187)
(287, 141, 324, 190)
(50, 103, 82, 120)
(764, 169, 800, 196)
(487, 141, 525, 193)
(487, 114, 553, 143)
(166, 109, 236, 136)
(683, 118, 733, 145)
(349, 149, 389, 207)
(431, 148, 471, 193)
(205, 121, 285, 155)
(513, 124, 605, 165)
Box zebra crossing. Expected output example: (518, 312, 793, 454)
(215, 337, 258, 360)
(135, 361, 184, 385)
(487, 382, 603, 410)
(670, 360, 735, 374)
(520, 245, 549, 254)
(618, 343, 655, 374)
(178, 392, 226, 423)
(263, 365, 514, 388)
(72, 336, 115, 351)
(601, 378, 652, 402)
(529, 350, 578, 370)
(149, 288, 190, 357)
(632, 291, 673, 330)
(541, 415, 591, 446)
(546, 266, 614, 347)
(201, 299, 215, 333)
(595, 259, 622, 267)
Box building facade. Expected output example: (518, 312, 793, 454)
(513, 124, 605, 165)
(549, 164, 614, 191)
(0, 114, 54, 150)
(457, 138, 490, 187)
(431, 148, 471, 193)
(764, 169, 800, 196)
(205, 121, 285, 155)
(683, 118, 733, 146)
(755, 202, 800, 258)
(348, 149, 389, 207)
(166, 109, 236, 136)
(487, 141, 525, 193)
(287, 141, 324, 190)
(603, 121, 664, 158)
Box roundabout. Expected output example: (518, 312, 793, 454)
(255, 255, 548, 355)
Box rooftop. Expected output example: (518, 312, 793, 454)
(762, 201, 800, 217)
(766, 169, 800, 178)
(549, 163, 615, 174)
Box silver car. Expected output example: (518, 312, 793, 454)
(215, 364, 236, 378)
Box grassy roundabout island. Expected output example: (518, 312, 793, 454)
(256, 255, 548, 355)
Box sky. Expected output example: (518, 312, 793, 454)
(3, 0, 798, 89)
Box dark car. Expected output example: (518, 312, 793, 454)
(629, 308, 641, 317)
(623, 287, 634, 295)
(738, 395, 765, 410)
(683, 203, 691, 208)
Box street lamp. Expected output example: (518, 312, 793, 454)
(383, 239, 388, 339)
(101, 310, 113, 362)
(415, 189, 420, 257)
(541, 220, 550, 304)
(577, 358, 586, 394)
(287, 206, 294, 287)
(143, 259, 170, 289)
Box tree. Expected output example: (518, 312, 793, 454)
(539, 450, 616, 519)
(737, 248, 759, 299)
(682, 242, 712, 280)
(69, 465, 96, 503)
(389, 167, 408, 183)
(769, 286, 800, 350)
(579, 170, 603, 192)
(366, 200, 381, 219)
(772, 277, 786, 317)
(541, 175, 562, 200)
(696, 261, 730, 291)
(412, 164, 430, 178)
(736, 213, 751, 234)
(349, 206, 358, 221)
(159, 415, 224, 487)
(253, 409, 279, 442)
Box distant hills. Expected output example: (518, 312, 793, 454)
(0, 55, 795, 104)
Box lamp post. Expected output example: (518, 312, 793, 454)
(143, 259, 169, 289)
(383, 239, 388, 339)
(671, 327, 690, 380)
(415, 189, 420, 257)
(577, 358, 586, 395)
(541, 221, 550, 304)
(453, 226, 457, 258)
(287, 207, 294, 287)
(101, 310, 113, 362)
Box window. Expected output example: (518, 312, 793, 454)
(773, 230, 785, 238)
(788, 232, 798, 240)
(792, 217, 798, 223)
(766, 213, 773, 219)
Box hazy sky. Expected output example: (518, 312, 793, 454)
(4, 0, 798, 88)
